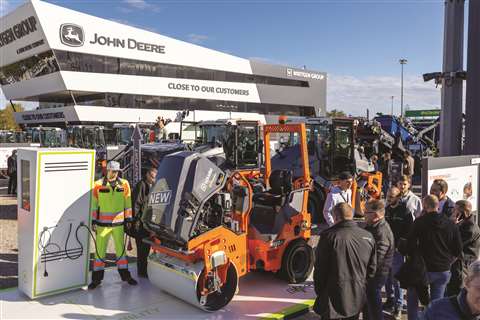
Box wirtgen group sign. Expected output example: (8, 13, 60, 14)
(0, 16, 38, 48)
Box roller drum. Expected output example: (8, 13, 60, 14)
(148, 252, 238, 312)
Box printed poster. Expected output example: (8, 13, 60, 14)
(428, 165, 478, 212)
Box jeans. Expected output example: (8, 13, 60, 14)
(385, 251, 405, 309)
(407, 271, 451, 320)
(366, 275, 388, 320)
(382, 179, 390, 197)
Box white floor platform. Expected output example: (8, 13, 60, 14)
(0, 266, 315, 320)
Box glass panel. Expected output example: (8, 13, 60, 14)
(199, 124, 234, 146)
(21, 160, 30, 211)
(236, 123, 259, 168)
(332, 124, 353, 176)
(315, 124, 333, 178)
(180, 122, 199, 144)
(54, 50, 309, 87)
(0, 50, 59, 85)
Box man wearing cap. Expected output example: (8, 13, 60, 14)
(89, 161, 137, 289)
(323, 171, 354, 227)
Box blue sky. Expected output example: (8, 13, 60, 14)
(0, 0, 466, 115)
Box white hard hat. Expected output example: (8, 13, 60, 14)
(106, 161, 121, 171)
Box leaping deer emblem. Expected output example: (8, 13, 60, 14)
(64, 27, 81, 43)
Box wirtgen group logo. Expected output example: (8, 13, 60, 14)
(59, 24, 84, 47)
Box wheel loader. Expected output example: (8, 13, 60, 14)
(142, 122, 313, 311)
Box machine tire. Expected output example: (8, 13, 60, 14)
(279, 239, 314, 284)
(196, 263, 238, 312)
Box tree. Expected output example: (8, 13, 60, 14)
(326, 109, 347, 118)
(0, 103, 24, 130)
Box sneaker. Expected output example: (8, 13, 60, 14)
(127, 278, 138, 285)
(383, 298, 394, 311)
(88, 282, 101, 290)
(392, 307, 402, 320)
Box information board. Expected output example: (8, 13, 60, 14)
(427, 165, 478, 211)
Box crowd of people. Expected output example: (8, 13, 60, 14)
(314, 172, 480, 320)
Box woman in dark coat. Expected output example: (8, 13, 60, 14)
(446, 200, 480, 296)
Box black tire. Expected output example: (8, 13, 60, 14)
(196, 263, 238, 312)
(308, 188, 325, 224)
(279, 239, 314, 284)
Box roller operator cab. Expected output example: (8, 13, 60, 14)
(180, 119, 262, 169)
(142, 123, 313, 312)
(271, 117, 382, 223)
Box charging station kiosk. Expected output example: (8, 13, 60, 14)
(17, 148, 95, 299)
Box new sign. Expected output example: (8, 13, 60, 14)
(149, 191, 172, 206)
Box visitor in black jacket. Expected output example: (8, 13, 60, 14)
(384, 186, 412, 319)
(314, 202, 376, 320)
(7, 150, 17, 195)
(446, 200, 480, 296)
(364, 199, 395, 320)
(430, 179, 455, 218)
(406, 195, 463, 320)
(132, 167, 157, 278)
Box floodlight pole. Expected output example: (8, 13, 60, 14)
(439, 0, 464, 156)
(465, 0, 480, 154)
(399, 59, 407, 118)
(391, 96, 394, 116)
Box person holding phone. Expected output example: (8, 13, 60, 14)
(446, 200, 480, 296)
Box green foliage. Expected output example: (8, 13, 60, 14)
(326, 109, 347, 118)
(0, 103, 24, 130)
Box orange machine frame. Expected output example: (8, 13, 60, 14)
(150, 122, 312, 297)
(249, 123, 312, 272)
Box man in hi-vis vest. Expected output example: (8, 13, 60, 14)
(89, 161, 137, 289)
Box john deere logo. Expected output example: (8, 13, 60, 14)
(59, 23, 84, 47)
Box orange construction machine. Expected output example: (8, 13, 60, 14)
(270, 117, 383, 222)
(142, 122, 313, 311)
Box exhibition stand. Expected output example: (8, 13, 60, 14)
(0, 267, 315, 320)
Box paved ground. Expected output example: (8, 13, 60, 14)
(295, 306, 410, 319)
(0, 178, 18, 289)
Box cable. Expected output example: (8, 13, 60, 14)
(77, 223, 128, 264)
(39, 223, 86, 277)
(38, 222, 129, 278)
(38, 226, 62, 277)
(64, 223, 84, 260)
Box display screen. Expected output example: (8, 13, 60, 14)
(21, 160, 31, 211)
